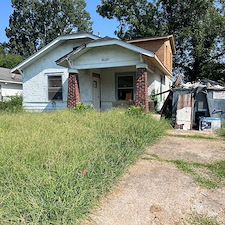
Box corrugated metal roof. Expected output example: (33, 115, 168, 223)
(0, 67, 22, 83)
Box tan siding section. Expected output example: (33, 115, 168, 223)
(164, 40, 173, 72)
(129, 39, 173, 73)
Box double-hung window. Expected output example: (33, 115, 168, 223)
(48, 75, 62, 100)
(116, 72, 135, 101)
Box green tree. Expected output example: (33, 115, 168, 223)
(6, 0, 92, 57)
(0, 42, 24, 69)
(97, 0, 225, 82)
(157, 0, 225, 81)
(97, 0, 157, 40)
(0, 54, 24, 69)
(0, 43, 5, 55)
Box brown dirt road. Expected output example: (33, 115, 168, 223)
(84, 130, 225, 225)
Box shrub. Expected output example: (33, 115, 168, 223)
(72, 102, 94, 112)
(0, 96, 23, 113)
(126, 105, 145, 116)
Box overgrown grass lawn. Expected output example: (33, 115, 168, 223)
(219, 124, 225, 137)
(0, 109, 168, 224)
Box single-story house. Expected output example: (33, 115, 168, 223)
(0, 67, 23, 101)
(11, 32, 175, 112)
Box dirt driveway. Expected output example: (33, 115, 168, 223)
(85, 130, 225, 225)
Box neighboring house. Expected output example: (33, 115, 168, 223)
(0, 67, 22, 101)
(11, 32, 175, 112)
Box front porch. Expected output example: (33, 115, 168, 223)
(56, 37, 172, 112)
(67, 65, 149, 111)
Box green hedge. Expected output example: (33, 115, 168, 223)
(0, 96, 23, 112)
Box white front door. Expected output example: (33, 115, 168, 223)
(92, 76, 100, 110)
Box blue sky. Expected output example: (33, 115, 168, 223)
(0, 0, 118, 43)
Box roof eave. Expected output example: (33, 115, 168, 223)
(56, 44, 88, 67)
(10, 69, 22, 75)
(0, 79, 22, 84)
(11, 33, 100, 73)
(168, 35, 176, 54)
(149, 55, 173, 78)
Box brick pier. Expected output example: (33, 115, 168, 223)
(135, 68, 149, 112)
(67, 72, 80, 108)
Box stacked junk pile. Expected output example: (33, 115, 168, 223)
(160, 78, 225, 131)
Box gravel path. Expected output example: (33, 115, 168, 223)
(84, 130, 225, 225)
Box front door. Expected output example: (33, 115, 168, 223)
(92, 74, 100, 110)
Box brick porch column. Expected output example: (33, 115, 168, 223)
(135, 65, 149, 112)
(67, 69, 80, 108)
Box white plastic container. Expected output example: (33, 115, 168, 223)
(199, 117, 221, 131)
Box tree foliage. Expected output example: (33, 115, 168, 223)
(6, 0, 92, 57)
(0, 43, 24, 69)
(97, 0, 157, 40)
(157, 0, 225, 81)
(0, 54, 24, 69)
(97, 0, 225, 82)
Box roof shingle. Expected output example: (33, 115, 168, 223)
(0, 67, 22, 83)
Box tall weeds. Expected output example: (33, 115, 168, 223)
(219, 124, 225, 137)
(0, 109, 168, 224)
(0, 96, 23, 113)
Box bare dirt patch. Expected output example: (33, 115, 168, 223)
(146, 130, 225, 163)
(84, 130, 225, 225)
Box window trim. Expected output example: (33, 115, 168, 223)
(115, 72, 136, 101)
(47, 74, 63, 101)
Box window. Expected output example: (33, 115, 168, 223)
(116, 72, 135, 101)
(48, 76, 62, 100)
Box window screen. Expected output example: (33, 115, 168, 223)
(48, 76, 62, 100)
(117, 74, 134, 101)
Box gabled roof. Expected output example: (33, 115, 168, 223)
(90, 36, 118, 43)
(0, 67, 22, 84)
(11, 32, 100, 74)
(127, 35, 176, 54)
(56, 36, 154, 66)
(56, 37, 172, 77)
